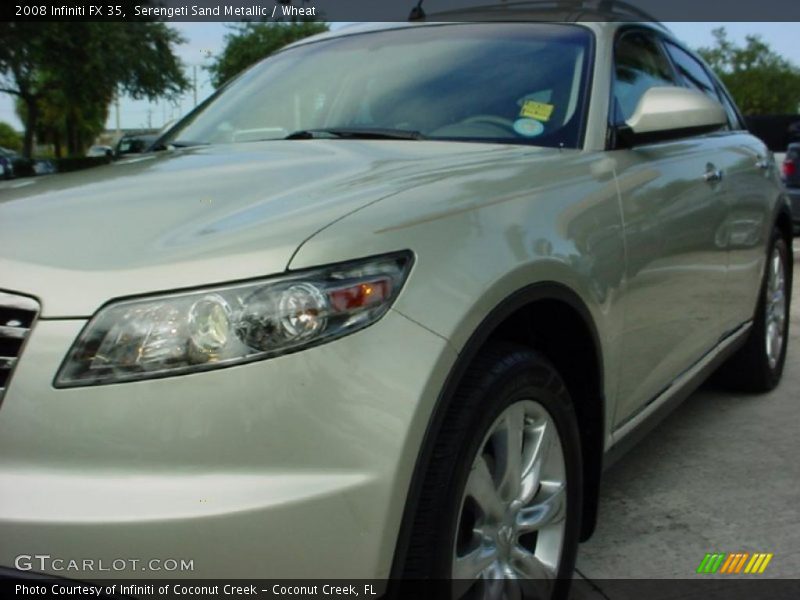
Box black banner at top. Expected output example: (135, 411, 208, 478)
(4, 0, 800, 22)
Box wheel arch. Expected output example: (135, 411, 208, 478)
(773, 197, 794, 285)
(775, 204, 794, 251)
(390, 281, 606, 578)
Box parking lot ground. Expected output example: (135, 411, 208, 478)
(571, 244, 800, 596)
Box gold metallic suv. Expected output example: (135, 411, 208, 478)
(0, 17, 792, 600)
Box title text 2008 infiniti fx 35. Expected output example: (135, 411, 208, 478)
(0, 18, 793, 600)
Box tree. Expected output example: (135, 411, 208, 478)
(17, 90, 108, 159)
(0, 23, 55, 157)
(43, 22, 189, 156)
(698, 28, 800, 115)
(207, 21, 329, 88)
(0, 121, 21, 151)
(0, 21, 189, 157)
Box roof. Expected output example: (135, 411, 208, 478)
(422, 0, 667, 26)
(286, 21, 655, 54)
(283, 2, 671, 51)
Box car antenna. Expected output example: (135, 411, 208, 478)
(408, 0, 425, 21)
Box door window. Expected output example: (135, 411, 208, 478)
(663, 42, 720, 101)
(613, 31, 678, 123)
(714, 85, 746, 131)
(663, 41, 747, 131)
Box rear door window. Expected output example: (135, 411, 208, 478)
(662, 42, 720, 101)
(663, 41, 747, 131)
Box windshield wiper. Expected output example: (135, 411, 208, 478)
(150, 140, 208, 152)
(285, 128, 424, 141)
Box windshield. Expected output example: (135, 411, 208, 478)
(166, 24, 593, 149)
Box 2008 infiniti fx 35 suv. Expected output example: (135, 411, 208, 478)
(0, 14, 793, 600)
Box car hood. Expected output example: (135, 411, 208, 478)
(0, 140, 555, 317)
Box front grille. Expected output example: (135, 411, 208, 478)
(0, 291, 40, 401)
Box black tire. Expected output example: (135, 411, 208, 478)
(715, 228, 792, 392)
(402, 342, 582, 600)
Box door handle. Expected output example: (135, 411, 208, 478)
(704, 165, 723, 183)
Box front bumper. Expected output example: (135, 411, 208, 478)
(0, 310, 455, 579)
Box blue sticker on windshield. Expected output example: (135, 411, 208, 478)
(513, 118, 545, 138)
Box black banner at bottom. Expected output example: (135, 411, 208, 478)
(2, 577, 800, 600)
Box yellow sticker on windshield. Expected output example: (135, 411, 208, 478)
(520, 100, 554, 122)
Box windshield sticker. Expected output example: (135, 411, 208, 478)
(520, 100, 554, 122)
(513, 118, 545, 138)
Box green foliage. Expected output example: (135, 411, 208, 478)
(16, 91, 109, 159)
(0, 20, 189, 157)
(697, 28, 800, 115)
(0, 121, 21, 150)
(207, 21, 329, 88)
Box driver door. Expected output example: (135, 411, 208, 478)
(610, 29, 731, 427)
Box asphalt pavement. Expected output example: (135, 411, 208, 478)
(571, 243, 800, 596)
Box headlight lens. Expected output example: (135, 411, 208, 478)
(55, 252, 413, 387)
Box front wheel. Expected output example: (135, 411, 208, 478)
(402, 343, 582, 600)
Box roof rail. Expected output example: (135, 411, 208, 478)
(422, 0, 666, 27)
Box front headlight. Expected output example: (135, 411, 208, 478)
(55, 252, 413, 387)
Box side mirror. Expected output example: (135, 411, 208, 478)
(617, 87, 727, 147)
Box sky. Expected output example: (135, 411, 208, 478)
(1, 22, 798, 133)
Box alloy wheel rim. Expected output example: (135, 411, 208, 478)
(452, 400, 566, 599)
(765, 247, 787, 370)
